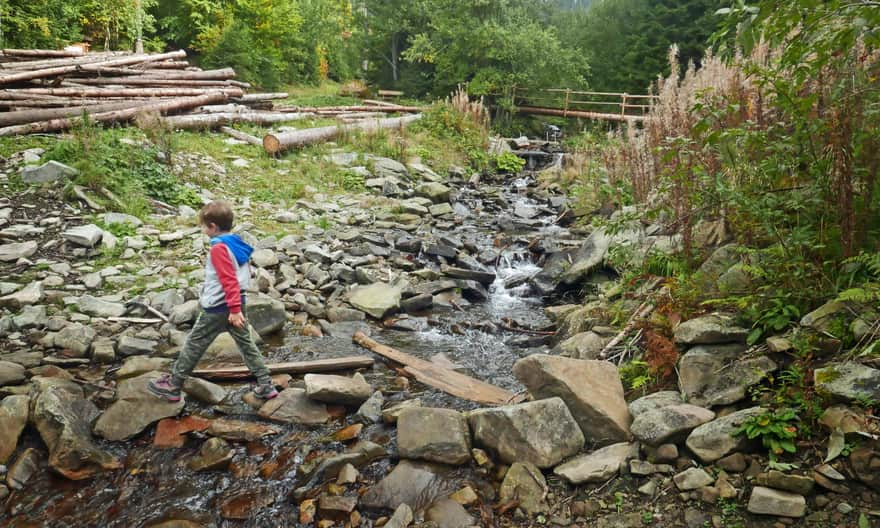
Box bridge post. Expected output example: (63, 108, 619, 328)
(621, 93, 628, 118)
(563, 89, 570, 117)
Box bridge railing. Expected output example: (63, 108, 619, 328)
(497, 87, 659, 120)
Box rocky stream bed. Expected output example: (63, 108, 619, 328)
(1, 138, 880, 528)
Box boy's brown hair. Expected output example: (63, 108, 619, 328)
(199, 200, 234, 231)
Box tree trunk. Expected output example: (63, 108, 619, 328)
(1, 48, 85, 58)
(263, 114, 421, 154)
(160, 111, 311, 130)
(0, 100, 155, 127)
(0, 50, 187, 85)
(278, 104, 422, 113)
(232, 93, 289, 103)
(220, 126, 263, 146)
(64, 78, 246, 88)
(0, 91, 229, 136)
(6, 86, 243, 98)
(391, 33, 400, 82)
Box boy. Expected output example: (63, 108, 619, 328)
(149, 200, 278, 401)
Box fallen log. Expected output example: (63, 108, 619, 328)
(0, 52, 131, 71)
(352, 330, 517, 406)
(0, 50, 187, 85)
(192, 356, 375, 380)
(6, 86, 243, 98)
(264, 114, 421, 154)
(1, 48, 85, 59)
(0, 91, 229, 136)
(220, 126, 262, 146)
(64, 78, 246, 88)
(160, 111, 311, 130)
(233, 93, 289, 103)
(278, 104, 422, 113)
(0, 100, 155, 127)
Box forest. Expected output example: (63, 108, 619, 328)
(0, 0, 719, 94)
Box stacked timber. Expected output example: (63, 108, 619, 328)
(0, 48, 292, 136)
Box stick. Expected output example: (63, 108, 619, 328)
(598, 302, 654, 359)
(192, 356, 374, 380)
(220, 126, 262, 146)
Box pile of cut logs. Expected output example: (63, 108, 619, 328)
(0, 48, 423, 147)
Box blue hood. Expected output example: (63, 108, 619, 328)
(210, 233, 253, 265)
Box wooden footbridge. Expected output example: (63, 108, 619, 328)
(507, 87, 657, 122)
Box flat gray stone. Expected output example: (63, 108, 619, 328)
(686, 406, 767, 463)
(553, 442, 639, 484)
(116, 335, 159, 356)
(747, 486, 806, 518)
(630, 404, 715, 446)
(77, 295, 126, 318)
(673, 467, 715, 491)
(257, 388, 331, 425)
(815, 362, 880, 403)
(62, 224, 104, 248)
(0, 241, 37, 262)
(674, 314, 749, 345)
(0, 361, 26, 386)
(53, 323, 96, 357)
(304, 373, 371, 405)
(21, 160, 77, 184)
(397, 407, 471, 465)
(93, 372, 184, 441)
(348, 282, 402, 319)
(360, 460, 454, 512)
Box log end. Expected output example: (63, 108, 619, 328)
(263, 134, 281, 154)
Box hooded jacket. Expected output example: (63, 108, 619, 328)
(200, 233, 253, 313)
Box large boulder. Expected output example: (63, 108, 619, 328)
(556, 227, 643, 290)
(0, 241, 38, 262)
(0, 395, 29, 464)
(397, 407, 471, 465)
(814, 362, 880, 403)
(468, 397, 585, 468)
(553, 442, 639, 484)
(30, 377, 122, 479)
(628, 391, 684, 418)
(77, 295, 126, 318)
(247, 295, 286, 336)
(673, 314, 749, 345)
(53, 323, 96, 357)
(21, 160, 77, 184)
(415, 182, 451, 203)
(360, 460, 454, 512)
(93, 371, 184, 441)
(0, 361, 26, 386)
(348, 283, 402, 319)
(678, 344, 776, 406)
(513, 354, 631, 446)
(304, 373, 372, 406)
(257, 388, 331, 425)
(685, 406, 766, 463)
(630, 404, 715, 446)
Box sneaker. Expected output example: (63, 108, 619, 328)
(148, 374, 182, 402)
(253, 383, 279, 400)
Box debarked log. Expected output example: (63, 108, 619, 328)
(263, 114, 421, 154)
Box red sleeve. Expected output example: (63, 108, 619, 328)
(210, 244, 243, 313)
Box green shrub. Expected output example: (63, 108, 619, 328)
(493, 152, 526, 173)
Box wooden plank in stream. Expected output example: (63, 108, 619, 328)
(193, 356, 374, 380)
(353, 330, 518, 406)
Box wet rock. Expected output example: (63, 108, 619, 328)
(337, 463, 359, 484)
(153, 416, 211, 448)
(318, 494, 358, 516)
(257, 388, 331, 424)
(628, 391, 684, 418)
(247, 295, 286, 336)
(348, 282, 402, 319)
(327, 307, 366, 323)
(0, 395, 29, 464)
(0, 241, 38, 262)
(415, 182, 451, 203)
(553, 442, 639, 484)
(206, 418, 281, 442)
(441, 265, 495, 285)
(678, 344, 777, 406)
(53, 323, 96, 357)
(0, 281, 44, 308)
(219, 488, 275, 520)
(630, 404, 715, 446)
(814, 362, 880, 402)
(468, 397, 585, 468)
(0, 361, 26, 386)
(499, 461, 548, 514)
(93, 371, 185, 441)
(354, 391, 384, 424)
(116, 335, 159, 356)
(425, 498, 474, 528)
(77, 294, 126, 318)
(62, 224, 104, 248)
(30, 377, 121, 479)
(21, 160, 77, 183)
(673, 314, 749, 345)
(513, 354, 631, 446)
(6, 448, 40, 489)
(747, 486, 806, 517)
(397, 407, 471, 465)
(673, 468, 715, 490)
(304, 372, 371, 405)
(685, 406, 766, 463)
(188, 437, 233, 471)
(360, 460, 454, 512)
(183, 377, 227, 404)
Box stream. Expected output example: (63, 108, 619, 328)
(2, 156, 577, 528)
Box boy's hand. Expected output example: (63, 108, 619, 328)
(228, 312, 246, 328)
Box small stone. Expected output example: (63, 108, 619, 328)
(336, 463, 359, 485)
(747, 486, 806, 518)
(62, 224, 104, 248)
(716, 453, 748, 473)
(188, 437, 233, 471)
(836, 502, 853, 514)
(116, 336, 159, 356)
(673, 468, 715, 491)
(449, 486, 479, 506)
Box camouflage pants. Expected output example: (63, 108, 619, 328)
(170, 306, 271, 385)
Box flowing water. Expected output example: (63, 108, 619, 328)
(2, 164, 575, 528)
